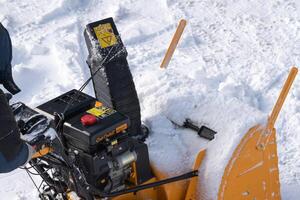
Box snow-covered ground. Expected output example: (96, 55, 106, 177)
(0, 0, 300, 199)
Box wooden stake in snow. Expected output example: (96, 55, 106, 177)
(267, 66, 298, 129)
(160, 19, 187, 69)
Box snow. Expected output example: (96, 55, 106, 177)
(0, 0, 299, 199)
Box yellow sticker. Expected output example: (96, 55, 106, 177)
(87, 106, 116, 118)
(93, 23, 118, 48)
(87, 107, 105, 117)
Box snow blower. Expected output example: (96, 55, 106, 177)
(12, 18, 297, 200)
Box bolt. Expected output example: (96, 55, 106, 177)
(257, 144, 265, 150)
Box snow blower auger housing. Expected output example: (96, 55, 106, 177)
(218, 67, 298, 200)
(11, 17, 298, 200)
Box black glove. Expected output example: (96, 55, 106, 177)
(0, 89, 25, 161)
(0, 23, 20, 94)
(11, 102, 53, 146)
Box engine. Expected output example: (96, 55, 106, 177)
(12, 89, 153, 199)
(38, 90, 152, 192)
(11, 17, 155, 200)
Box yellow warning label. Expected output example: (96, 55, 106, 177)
(93, 23, 118, 48)
(87, 106, 116, 118)
(87, 107, 105, 117)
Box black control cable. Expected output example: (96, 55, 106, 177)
(89, 170, 199, 198)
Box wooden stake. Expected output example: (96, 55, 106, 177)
(160, 19, 187, 69)
(268, 66, 298, 129)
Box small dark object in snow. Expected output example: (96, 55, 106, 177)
(183, 119, 217, 140)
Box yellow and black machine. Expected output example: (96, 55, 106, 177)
(13, 18, 298, 200)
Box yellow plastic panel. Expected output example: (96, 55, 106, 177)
(218, 125, 280, 200)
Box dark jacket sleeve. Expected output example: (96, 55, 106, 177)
(0, 89, 29, 173)
(0, 23, 12, 80)
(0, 23, 21, 94)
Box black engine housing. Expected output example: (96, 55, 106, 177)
(35, 89, 153, 198)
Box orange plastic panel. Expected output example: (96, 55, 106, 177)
(112, 177, 159, 200)
(185, 150, 206, 200)
(151, 164, 187, 200)
(218, 125, 281, 200)
(218, 67, 297, 200)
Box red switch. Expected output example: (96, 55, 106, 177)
(81, 114, 97, 126)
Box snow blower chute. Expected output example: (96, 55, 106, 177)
(12, 18, 297, 200)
